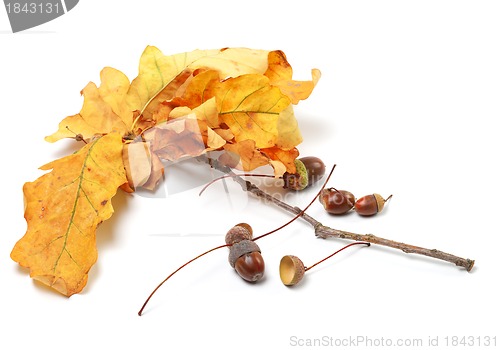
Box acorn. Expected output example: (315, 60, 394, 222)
(354, 194, 392, 216)
(225, 224, 265, 282)
(225, 223, 253, 245)
(319, 188, 356, 215)
(283, 156, 326, 191)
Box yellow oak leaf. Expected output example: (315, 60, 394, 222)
(128, 67, 194, 123)
(192, 97, 219, 128)
(275, 104, 303, 150)
(45, 47, 274, 143)
(128, 46, 271, 122)
(210, 74, 291, 148)
(11, 133, 127, 296)
(45, 68, 132, 142)
(169, 97, 219, 128)
(187, 47, 270, 78)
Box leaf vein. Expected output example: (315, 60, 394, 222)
(52, 139, 101, 272)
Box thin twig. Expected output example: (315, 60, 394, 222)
(198, 156, 475, 272)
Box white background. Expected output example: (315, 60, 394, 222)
(1, 1, 499, 349)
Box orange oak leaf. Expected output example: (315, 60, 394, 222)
(261, 146, 300, 174)
(265, 50, 321, 105)
(11, 133, 127, 296)
(180, 69, 220, 109)
(220, 139, 270, 172)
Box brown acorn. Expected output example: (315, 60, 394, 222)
(225, 224, 265, 282)
(355, 194, 392, 216)
(283, 156, 326, 191)
(319, 188, 356, 215)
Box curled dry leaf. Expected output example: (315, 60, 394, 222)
(123, 140, 153, 191)
(13, 46, 320, 295)
(265, 50, 321, 105)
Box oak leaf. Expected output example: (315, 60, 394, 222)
(275, 104, 303, 150)
(220, 139, 270, 172)
(265, 50, 321, 105)
(11, 133, 127, 296)
(13, 46, 321, 296)
(261, 146, 300, 174)
(45, 47, 317, 184)
(45, 46, 272, 143)
(210, 74, 291, 148)
(44, 68, 132, 142)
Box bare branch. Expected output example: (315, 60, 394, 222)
(199, 156, 475, 272)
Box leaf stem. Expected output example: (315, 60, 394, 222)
(199, 156, 475, 272)
(304, 242, 371, 272)
(138, 243, 229, 316)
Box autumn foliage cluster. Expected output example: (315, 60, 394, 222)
(11, 46, 320, 296)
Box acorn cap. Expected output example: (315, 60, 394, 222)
(225, 223, 253, 245)
(279, 255, 305, 286)
(283, 159, 309, 191)
(374, 193, 386, 213)
(228, 240, 261, 267)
